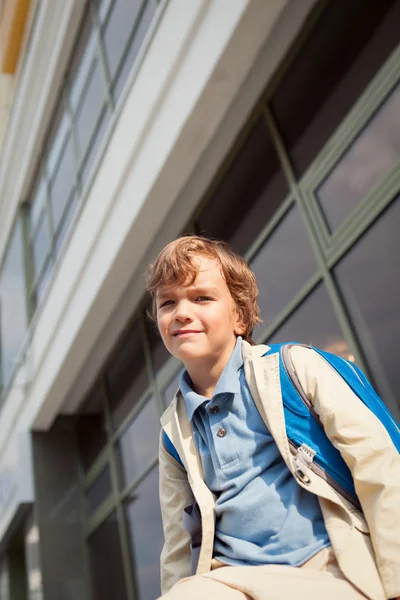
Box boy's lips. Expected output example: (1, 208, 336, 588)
(172, 329, 203, 337)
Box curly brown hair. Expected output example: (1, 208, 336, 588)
(146, 235, 261, 343)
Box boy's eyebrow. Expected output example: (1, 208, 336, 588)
(156, 284, 220, 298)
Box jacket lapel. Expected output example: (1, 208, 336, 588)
(242, 341, 293, 469)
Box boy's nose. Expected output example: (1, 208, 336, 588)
(174, 300, 193, 323)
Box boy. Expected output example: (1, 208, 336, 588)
(146, 235, 400, 600)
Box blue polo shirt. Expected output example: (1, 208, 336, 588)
(180, 337, 330, 566)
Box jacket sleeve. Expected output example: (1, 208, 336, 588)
(290, 345, 400, 600)
(159, 431, 194, 594)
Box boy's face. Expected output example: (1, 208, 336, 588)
(156, 256, 245, 368)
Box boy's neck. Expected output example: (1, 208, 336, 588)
(185, 340, 237, 399)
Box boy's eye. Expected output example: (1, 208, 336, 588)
(196, 296, 212, 302)
(159, 300, 174, 308)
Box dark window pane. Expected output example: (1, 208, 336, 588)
(0, 221, 28, 389)
(54, 192, 79, 255)
(80, 107, 111, 186)
(162, 370, 182, 408)
(267, 284, 350, 359)
(197, 117, 289, 255)
(103, 0, 145, 83)
(335, 196, 400, 420)
(146, 316, 170, 372)
(30, 177, 48, 230)
(107, 323, 149, 430)
(77, 386, 108, 472)
(45, 101, 71, 176)
(49, 135, 76, 230)
(117, 397, 159, 487)
(316, 83, 400, 232)
(251, 206, 317, 331)
(87, 512, 128, 600)
(69, 10, 98, 111)
(271, 0, 400, 178)
(75, 60, 107, 157)
(86, 467, 112, 518)
(32, 215, 51, 278)
(125, 466, 163, 600)
(112, 0, 158, 101)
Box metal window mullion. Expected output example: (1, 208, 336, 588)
(21, 204, 36, 323)
(90, 0, 115, 111)
(120, 455, 158, 503)
(139, 310, 165, 417)
(102, 378, 136, 600)
(254, 272, 322, 345)
(262, 105, 369, 372)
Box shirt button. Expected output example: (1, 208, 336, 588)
(210, 406, 219, 414)
(217, 427, 227, 438)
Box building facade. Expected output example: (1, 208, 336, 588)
(0, 0, 399, 598)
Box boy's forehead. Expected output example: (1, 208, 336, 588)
(156, 258, 225, 296)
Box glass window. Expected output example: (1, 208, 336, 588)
(32, 214, 51, 279)
(45, 100, 71, 176)
(77, 385, 108, 472)
(162, 369, 182, 408)
(75, 60, 107, 158)
(316, 83, 400, 232)
(117, 397, 159, 487)
(80, 106, 111, 186)
(49, 135, 77, 231)
(266, 284, 350, 360)
(0, 221, 28, 390)
(270, 0, 400, 179)
(112, 0, 158, 101)
(69, 11, 99, 112)
(87, 512, 128, 600)
(334, 195, 400, 420)
(146, 315, 170, 372)
(103, 0, 146, 84)
(86, 466, 112, 518)
(251, 206, 317, 332)
(125, 466, 163, 600)
(107, 323, 149, 430)
(54, 192, 79, 255)
(197, 117, 289, 255)
(30, 177, 48, 231)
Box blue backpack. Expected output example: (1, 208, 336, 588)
(163, 342, 400, 509)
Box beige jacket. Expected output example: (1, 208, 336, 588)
(159, 342, 400, 599)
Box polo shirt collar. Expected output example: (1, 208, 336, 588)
(180, 336, 243, 422)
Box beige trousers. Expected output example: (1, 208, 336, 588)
(159, 548, 368, 600)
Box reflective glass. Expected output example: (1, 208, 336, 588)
(69, 11, 98, 111)
(75, 60, 107, 157)
(197, 117, 289, 255)
(162, 369, 182, 408)
(49, 135, 77, 231)
(107, 323, 149, 430)
(0, 221, 28, 390)
(317, 84, 400, 232)
(80, 106, 111, 186)
(85, 466, 112, 518)
(30, 177, 48, 230)
(54, 192, 79, 256)
(267, 284, 350, 359)
(125, 466, 163, 600)
(117, 397, 159, 486)
(251, 206, 317, 332)
(335, 195, 400, 420)
(146, 316, 170, 372)
(112, 0, 158, 101)
(45, 100, 71, 176)
(103, 0, 144, 83)
(77, 385, 108, 472)
(271, 0, 400, 178)
(87, 512, 128, 600)
(32, 215, 51, 278)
